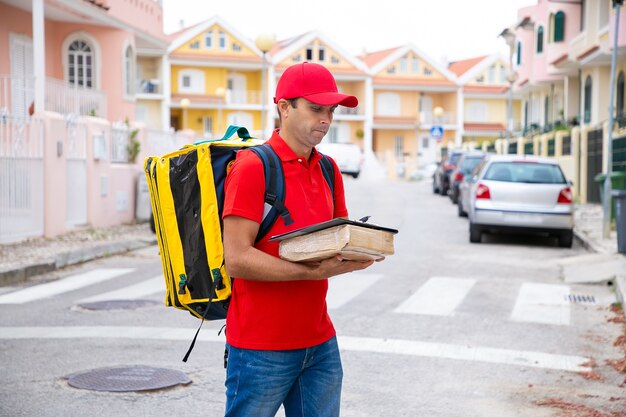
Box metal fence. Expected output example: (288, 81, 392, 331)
(45, 77, 107, 118)
(0, 116, 44, 243)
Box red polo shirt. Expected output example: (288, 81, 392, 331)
(222, 129, 348, 350)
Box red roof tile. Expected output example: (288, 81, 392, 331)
(463, 85, 509, 94)
(464, 122, 505, 132)
(448, 56, 487, 77)
(360, 47, 401, 67)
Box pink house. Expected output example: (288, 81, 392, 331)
(0, 0, 171, 243)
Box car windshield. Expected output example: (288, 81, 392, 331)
(483, 162, 566, 184)
(460, 156, 484, 174)
(448, 153, 463, 165)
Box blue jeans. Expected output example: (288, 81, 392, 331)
(224, 336, 343, 417)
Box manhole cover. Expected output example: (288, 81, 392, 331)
(67, 366, 191, 392)
(77, 299, 159, 310)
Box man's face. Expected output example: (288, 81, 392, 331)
(281, 99, 337, 148)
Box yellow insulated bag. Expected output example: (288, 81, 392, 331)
(144, 126, 336, 360)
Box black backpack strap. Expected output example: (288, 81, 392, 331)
(249, 145, 294, 242)
(318, 153, 336, 199)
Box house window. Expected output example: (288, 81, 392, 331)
(476, 75, 484, 83)
(124, 45, 134, 96)
(318, 46, 325, 61)
(387, 66, 396, 74)
(516, 41, 522, 65)
(377, 93, 400, 116)
(488, 66, 495, 83)
(400, 57, 408, 73)
(232, 43, 241, 52)
(327, 126, 338, 143)
(292, 55, 302, 62)
(583, 75, 592, 124)
(467, 101, 488, 122)
(537, 26, 544, 53)
(553, 11, 565, 42)
(306, 45, 313, 61)
(424, 67, 432, 76)
(219, 31, 226, 49)
(179, 69, 204, 94)
(189, 41, 199, 49)
(412, 57, 419, 73)
(331, 56, 340, 64)
(499, 66, 506, 83)
(617, 71, 625, 117)
(203, 116, 213, 136)
(394, 136, 404, 158)
(68, 40, 94, 88)
(205, 32, 213, 48)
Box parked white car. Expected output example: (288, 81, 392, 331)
(316, 142, 364, 178)
(467, 155, 574, 247)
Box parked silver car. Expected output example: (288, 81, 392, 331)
(466, 155, 574, 247)
(316, 142, 363, 178)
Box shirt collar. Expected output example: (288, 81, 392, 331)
(267, 129, 323, 165)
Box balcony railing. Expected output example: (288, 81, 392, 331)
(419, 111, 456, 125)
(1, 75, 107, 119)
(225, 90, 261, 105)
(45, 78, 107, 118)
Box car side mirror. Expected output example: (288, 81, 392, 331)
(567, 180, 574, 186)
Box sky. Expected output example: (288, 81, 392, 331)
(161, 0, 534, 64)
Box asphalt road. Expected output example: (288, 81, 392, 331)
(1, 178, 625, 417)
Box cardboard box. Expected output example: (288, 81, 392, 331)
(270, 219, 397, 262)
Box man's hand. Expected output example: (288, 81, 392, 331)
(304, 255, 377, 280)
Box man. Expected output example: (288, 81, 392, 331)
(222, 62, 380, 417)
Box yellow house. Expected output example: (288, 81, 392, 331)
(269, 31, 370, 149)
(167, 16, 266, 138)
(362, 44, 459, 166)
(449, 54, 522, 148)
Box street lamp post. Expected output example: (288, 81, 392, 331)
(215, 87, 225, 137)
(499, 28, 517, 145)
(255, 34, 276, 139)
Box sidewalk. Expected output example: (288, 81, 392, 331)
(0, 223, 156, 285)
(0, 206, 624, 312)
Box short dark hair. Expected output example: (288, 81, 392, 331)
(277, 98, 299, 124)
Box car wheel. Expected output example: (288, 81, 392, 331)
(450, 189, 458, 204)
(458, 200, 467, 217)
(439, 182, 448, 196)
(558, 230, 573, 248)
(432, 180, 439, 194)
(352, 172, 360, 179)
(469, 222, 482, 243)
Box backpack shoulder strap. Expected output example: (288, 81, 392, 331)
(248, 144, 294, 241)
(317, 153, 336, 198)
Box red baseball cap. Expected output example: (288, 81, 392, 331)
(273, 62, 358, 108)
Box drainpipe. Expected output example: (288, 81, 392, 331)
(32, 0, 45, 115)
(603, 0, 621, 239)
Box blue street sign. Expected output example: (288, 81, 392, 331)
(430, 125, 444, 140)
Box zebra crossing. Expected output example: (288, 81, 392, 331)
(0, 267, 612, 326)
(0, 267, 608, 373)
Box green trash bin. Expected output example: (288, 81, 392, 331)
(594, 172, 626, 221)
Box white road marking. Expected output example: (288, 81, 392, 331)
(0, 326, 591, 373)
(0, 269, 134, 304)
(327, 273, 383, 309)
(77, 275, 164, 303)
(393, 277, 476, 316)
(511, 283, 571, 325)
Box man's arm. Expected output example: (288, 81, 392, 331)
(223, 215, 374, 282)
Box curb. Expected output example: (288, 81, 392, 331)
(0, 237, 157, 287)
(574, 228, 626, 315)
